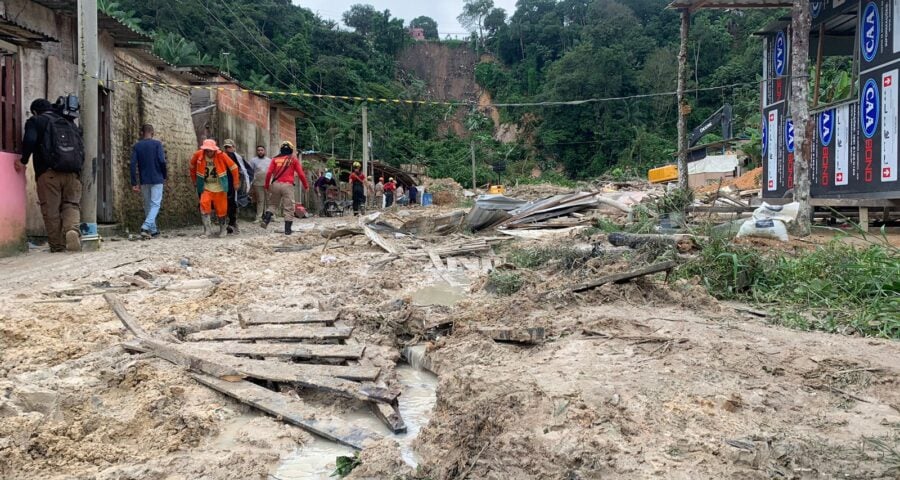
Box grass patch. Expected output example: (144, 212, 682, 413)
(507, 246, 592, 270)
(676, 233, 900, 338)
(488, 271, 524, 296)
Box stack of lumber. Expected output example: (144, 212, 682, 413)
(104, 294, 398, 449)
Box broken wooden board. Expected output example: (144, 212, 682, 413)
(191, 373, 381, 450)
(210, 342, 365, 360)
(186, 326, 353, 342)
(363, 225, 400, 255)
(446, 257, 458, 272)
(204, 351, 381, 382)
(371, 401, 407, 434)
(428, 250, 444, 270)
(242, 311, 339, 326)
(476, 327, 545, 345)
(571, 261, 678, 293)
(104, 293, 152, 339)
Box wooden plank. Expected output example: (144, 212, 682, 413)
(186, 326, 353, 342)
(363, 225, 399, 255)
(571, 261, 678, 293)
(243, 311, 338, 326)
(191, 374, 381, 450)
(480, 257, 491, 273)
(446, 257, 458, 272)
(460, 257, 481, 272)
(809, 198, 900, 208)
(371, 402, 407, 434)
(211, 342, 365, 360)
(859, 207, 870, 231)
(428, 250, 444, 270)
(104, 293, 151, 339)
(201, 351, 381, 382)
(477, 327, 545, 345)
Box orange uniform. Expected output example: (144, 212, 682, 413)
(189, 149, 240, 218)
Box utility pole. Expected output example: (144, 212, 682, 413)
(78, 0, 100, 250)
(470, 141, 476, 192)
(361, 105, 368, 178)
(790, 0, 813, 236)
(676, 9, 690, 190)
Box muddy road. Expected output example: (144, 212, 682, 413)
(1, 214, 898, 479)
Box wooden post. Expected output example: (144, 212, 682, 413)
(361, 106, 369, 178)
(470, 141, 477, 192)
(790, 0, 813, 237)
(677, 9, 691, 190)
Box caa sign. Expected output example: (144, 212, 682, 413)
(861, 2, 879, 63)
(861, 79, 879, 139)
(785, 119, 795, 153)
(774, 32, 786, 76)
(819, 109, 835, 146)
(811, 1, 823, 18)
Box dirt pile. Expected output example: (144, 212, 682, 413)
(423, 178, 464, 206)
(697, 167, 763, 195)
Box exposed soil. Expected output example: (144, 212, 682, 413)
(1, 210, 898, 479)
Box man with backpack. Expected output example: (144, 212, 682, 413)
(261, 141, 308, 235)
(130, 124, 167, 239)
(222, 139, 251, 235)
(14, 98, 84, 253)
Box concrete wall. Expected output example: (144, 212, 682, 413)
(113, 50, 200, 232)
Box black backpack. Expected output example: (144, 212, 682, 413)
(41, 112, 84, 173)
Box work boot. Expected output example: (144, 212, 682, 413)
(65, 230, 81, 252)
(232, 223, 240, 235)
(214, 218, 227, 237)
(261, 211, 273, 229)
(284, 221, 293, 235)
(201, 215, 212, 237)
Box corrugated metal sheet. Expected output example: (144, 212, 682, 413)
(667, 0, 791, 9)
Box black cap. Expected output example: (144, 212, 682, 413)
(30, 99, 52, 114)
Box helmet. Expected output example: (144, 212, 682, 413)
(325, 172, 333, 180)
(352, 161, 361, 168)
(280, 140, 295, 151)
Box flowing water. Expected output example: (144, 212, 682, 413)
(273, 365, 438, 479)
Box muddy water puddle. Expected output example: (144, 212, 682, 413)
(273, 365, 438, 479)
(410, 281, 466, 307)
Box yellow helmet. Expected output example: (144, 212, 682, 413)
(280, 140, 295, 151)
(353, 161, 361, 168)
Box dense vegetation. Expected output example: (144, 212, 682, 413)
(107, 0, 780, 184)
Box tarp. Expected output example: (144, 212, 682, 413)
(688, 154, 739, 175)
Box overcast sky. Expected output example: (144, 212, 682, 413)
(294, 0, 519, 38)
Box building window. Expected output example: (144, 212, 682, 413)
(0, 53, 20, 153)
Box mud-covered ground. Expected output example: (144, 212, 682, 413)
(1, 211, 898, 479)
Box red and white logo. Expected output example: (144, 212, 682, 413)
(768, 180, 775, 188)
(769, 113, 775, 121)
(886, 76, 894, 87)
(837, 173, 844, 182)
(884, 167, 892, 178)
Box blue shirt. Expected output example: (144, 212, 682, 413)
(130, 138, 167, 185)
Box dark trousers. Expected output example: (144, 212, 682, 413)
(352, 184, 365, 214)
(227, 194, 237, 227)
(385, 192, 394, 207)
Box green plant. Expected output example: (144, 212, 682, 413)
(676, 235, 900, 339)
(507, 246, 591, 271)
(488, 271, 524, 296)
(331, 453, 361, 477)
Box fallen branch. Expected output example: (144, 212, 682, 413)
(571, 261, 677, 293)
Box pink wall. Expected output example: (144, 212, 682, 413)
(0, 153, 27, 255)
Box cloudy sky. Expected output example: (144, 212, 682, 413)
(294, 0, 518, 38)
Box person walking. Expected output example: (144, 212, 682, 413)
(189, 139, 241, 237)
(249, 145, 271, 221)
(383, 177, 397, 208)
(222, 139, 251, 235)
(129, 124, 167, 239)
(14, 98, 84, 252)
(262, 141, 309, 235)
(349, 162, 367, 216)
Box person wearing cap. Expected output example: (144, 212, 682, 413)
(383, 177, 397, 208)
(314, 170, 337, 214)
(222, 139, 251, 234)
(189, 139, 241, 237)
(349, 162, 367, 215)
(374, 176, 385, 210)
(15, 98, 83, 252)
(262, 140, 309, 235)
(249, 145, 272, 221)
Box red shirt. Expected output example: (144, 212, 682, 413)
(383, 181, 397, 192)
(265, 154, 309, 189)
(350, 172, 366, 184)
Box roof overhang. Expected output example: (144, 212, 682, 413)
(667, 0, 792, 10)
(0, 13, 58, 45)
(28, 0, 151, 44)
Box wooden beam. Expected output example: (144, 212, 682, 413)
(371, 402, 407, 434)
(209, 342, 365, 360)
(243, 311, 338, 326)
(186, 326, 353, 342)
(104, 293, 151, 339)
(571, 261, 678, 293)
(191, 374, 381, 450)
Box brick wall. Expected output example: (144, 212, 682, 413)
(112, 51, 202, 232)
(276, 109, 297, 146)
(217, 87, 269, 131)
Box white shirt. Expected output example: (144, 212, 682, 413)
(250, 156, 272, 186)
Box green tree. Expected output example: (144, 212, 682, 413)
(410, 16, 439, 40)
(342, 4, 378, 37)
(458, 0, 494, 48)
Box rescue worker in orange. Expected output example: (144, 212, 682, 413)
(262, 140, 309, 235)
(189, 139, 241, 237)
